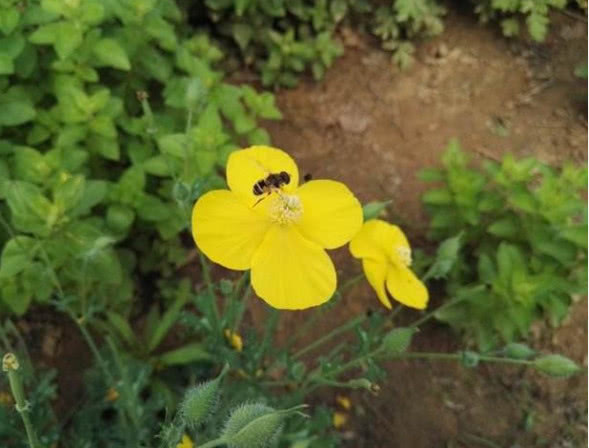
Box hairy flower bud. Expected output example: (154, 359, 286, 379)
(222, 403, 307, 448)
(533, 355, 581, 378)
(180, 365, 228, 427)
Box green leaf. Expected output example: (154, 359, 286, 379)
(106, 311, 138, 346)
(88, 135, 120, 160)
(0, 98, 35, 126)
(158, 342, 212, 366)
(5, 181, 53, 234)
(0, 54, 14, 74)
(54, 21, 83, 59)
(425, 233, 463, 280)
(148, 279, 191, 352)
(362, 200, 391, 220)
(487, 216, 519, 238)
(560, 226, 587, 249)
(380, 327, 416, 355)
(0, 8, 20, 35)
(13, 146, 51, 183)
(418, 168, 444, 182)
(69, 180, 108, 217)
(526, 12, 548, 42)
(477, 253, 497, 284)
(89, 115, 117, 138)
(422, 188, 453, 205)
(143, 155, 173, 176)
(0, 236, 38, 278)
(93, 38, 131, 70)
(157, 134, 187, 158)
(500, 18, 520, 37)
(53, 175, 86, 211)
(232, 23, 252, 50)
(106, 204, 135, 233)
(136, 194, 170, 222)
(1, 278, 32, 315)
(29, 22, 60, 44)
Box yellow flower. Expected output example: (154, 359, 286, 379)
(224, 329, 244, 352)
(105, 387, 119, 402)
(177, 434, 193, 448)
(192, 146, 363, 309)
(350, 219, 428, 310)
(335, 395, 352, 411)
(332, 411, 348, 429)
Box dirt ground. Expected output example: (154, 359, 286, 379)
(251, 9, 588, 448)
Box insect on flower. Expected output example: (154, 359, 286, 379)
(252, 171, 291, 206)
(191, 145, 363, 310)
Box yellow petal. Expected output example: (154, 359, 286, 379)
(251, 225, 336, 310)
(226, 146, 299, 207)
(362, 258, 392, 309)
(349, 219, 410, 262)
(385, 264, 429, 309)
(295, 180, 363, 249)
(192, 190, 271, 270)
(177, 434, 193, 448)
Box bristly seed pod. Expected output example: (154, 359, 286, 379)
(180, 364, 229, 427)
(222, 403, 308, 448)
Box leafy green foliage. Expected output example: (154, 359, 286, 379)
(473, 0, 583, 41)
(189, 0, 446, 86)
(422, 140, 587, 350)
(0, 0, 281, 316)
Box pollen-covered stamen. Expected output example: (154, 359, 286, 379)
(269, 193, 303, 225)
(396, 246, 412, 267)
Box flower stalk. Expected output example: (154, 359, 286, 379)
(2, 353, 41, 448)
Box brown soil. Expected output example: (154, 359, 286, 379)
(251, 10, 588, 448)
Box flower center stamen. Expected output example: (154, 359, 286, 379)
(269, 193, 303, 225)
(396, 246, 412, 267)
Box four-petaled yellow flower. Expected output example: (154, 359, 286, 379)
(350, 219, 428, 310)
(177, 434, 193, 448)
(192, 146, 363, 309)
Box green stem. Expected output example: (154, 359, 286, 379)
(285, 274, 363, 351)
(199, 252, 221, 336)
(256, 307, 279, 364)
(293, 315, 366, 360)
(232, 283, 252, 334)
(198, 438, 227, 448)
(3, 354, 41, 448)
(67, 310, 114, 384)
(389, 352, 532, 366)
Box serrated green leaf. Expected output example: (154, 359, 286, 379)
(157, 133, 188, 158)
(425, 233, 463, 280)
(422, 188, 453, 205)
(93, 38, 131, 70)
(0, 236, 38, 278)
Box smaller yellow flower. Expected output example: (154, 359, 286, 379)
(332, 411, 348, 429)
(177, 434, 194, 448)
(105, 387, 119, 402)
(350, 220, 428, 310)
(224, 329, 244, 352)
(335, 395, 352, 411)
